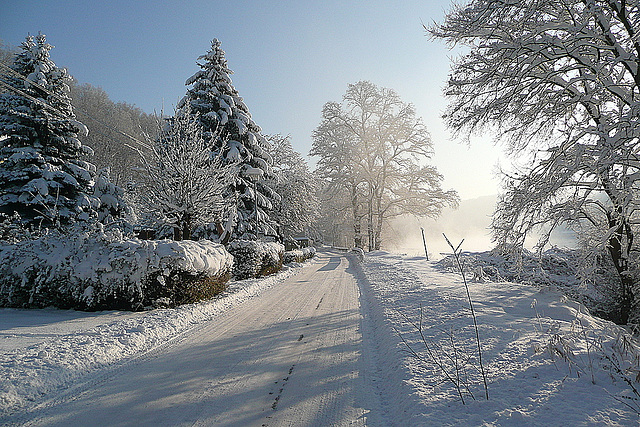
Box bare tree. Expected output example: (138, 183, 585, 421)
(69, 81, 158, 186)
(432, 0, 640, 324)
(0, 40, 16, 66)
(313, 179, 353, 247)
(135, 105, 235, 241)
(312, 81, 458, 251)
(312, 104, 367, 248)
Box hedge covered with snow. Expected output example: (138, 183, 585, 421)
(0, 232, 234, 311)
(227, 240, 285, 280)
(283, 246, 316, 264)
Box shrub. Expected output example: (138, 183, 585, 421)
(0, 231, 234, 311)
(227, 240, 285, 280)
(283, 246, 316, 264)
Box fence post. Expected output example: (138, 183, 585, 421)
(421, 227, 429, 261)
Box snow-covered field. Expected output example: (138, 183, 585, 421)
(2, 249, 640, 425)
(359, 251, 640, 426)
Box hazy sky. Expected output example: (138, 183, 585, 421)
(0, 0, 503, 200)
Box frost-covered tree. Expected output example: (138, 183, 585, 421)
(265, 134, 318, 240)
(0, 33, 99, 229)
(312, 81, 458, 250)
(312, 103, 367, 249)
(178, 38, 279, 241)
(433, 0, 640, 324)
(313, 178, 353, 247)
(136, 106, 235, 241)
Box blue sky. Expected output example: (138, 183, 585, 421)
(0, 0, 502, 200)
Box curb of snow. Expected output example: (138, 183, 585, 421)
(350, 253, 426, 425)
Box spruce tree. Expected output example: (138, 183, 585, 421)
(0, 33, 99, 228)
(178, 38, 279, 241)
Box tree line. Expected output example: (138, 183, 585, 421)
(4, 1, 640, 326)
(0, 35, 318, 245)
(0, 35, 455, 254)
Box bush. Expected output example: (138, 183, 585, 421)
(0, 230, 234, 311)
(283, 237, 300, 251)
(283, 246, 316, 264)
(227, 240, 285, 280)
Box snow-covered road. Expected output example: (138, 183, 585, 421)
(11, 250, 381, 426)
(5, 248, 640, 426)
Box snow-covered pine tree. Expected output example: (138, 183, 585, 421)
(178, 38, 279, 242)
(93, 167, 135, 231)
(0, 33, 99, 229)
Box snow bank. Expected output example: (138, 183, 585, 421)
(226, 240, 284, 280)
(436, 248, 621, 322)
(0, 232, 233, 311)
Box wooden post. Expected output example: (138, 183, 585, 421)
(421, 227, 429, 261)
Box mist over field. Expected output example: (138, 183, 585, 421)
(385, 195, 578, 259)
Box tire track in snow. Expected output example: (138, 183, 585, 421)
(4, 264, 308, 427)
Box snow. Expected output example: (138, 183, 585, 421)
(436, 248, 621, 321)
(2, 248, 639, 425)
(65, 162, 93, 183)
(227, 239, 284, 280)
(0, 233, 234, 310)
(244, 165, 264, 178)
(226, 143, 240, 161)
(0, 263, 305, 418)
(358, 250, 640, 425)
(68, 119, 88, 137)
(283, 246, 316, 264)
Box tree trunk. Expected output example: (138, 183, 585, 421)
(354, 220, 363, 248)
(173, 213, 192, 241)
(367, 199, 375, 252)
(374, 210, 383, 251)
(373, 183, 384, 251)
(182, 222, 191, 241)
(351, 184, 363, 249)
(374, 234, 381, 251)
(606, 210, 635, 324)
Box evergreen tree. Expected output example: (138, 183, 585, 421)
(0, 33, 99, 228)
(93, 167, 134, 230)
(178, 38, 279, 241)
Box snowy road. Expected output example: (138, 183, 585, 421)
(15, 250, 380, 426)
